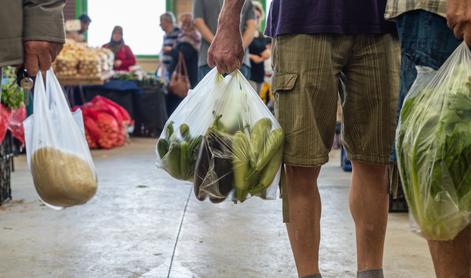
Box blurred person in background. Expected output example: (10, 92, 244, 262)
(0, 0, 65, 78)
(159, 12, 181, 83)
(165, 13, 201, 116)
(175, 13, 201, 89)
(67, 14, 91, 43)
(79, 15, 92, 36)
(248, 1, 271, 94)
(102, 26, 136, 72)
(193, 0, 256, 81)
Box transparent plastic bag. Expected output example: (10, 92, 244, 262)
(24, 70, 97, 209)
(156, 69, 284, 203)
(396, 43, 471, 240)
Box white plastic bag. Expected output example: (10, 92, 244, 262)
(24, 70, 97, 209)
(396, 43, 471, 240)
(156, 69, 284, 203)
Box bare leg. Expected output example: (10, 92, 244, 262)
(285, 166, 322, 277)
(350, 161, 389, 271)
(427, 225, 471, 278)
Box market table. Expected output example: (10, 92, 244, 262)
(58, 71, 115, 86)
(68, 79, 168, 137)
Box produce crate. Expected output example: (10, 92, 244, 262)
(133, 85, 168, 138)
(0, 132, 14, 204)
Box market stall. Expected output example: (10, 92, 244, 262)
(53, 41, 168, 138)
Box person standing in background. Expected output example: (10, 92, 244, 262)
(165, 13, 202, 116)
(175, 13, 201, 89)
(102, 26, 136, 72)
(159, 12, 181, 83)
(0, 0, 65, 78)
(67, 14, 91, 43)
(78, 15, 92, 38)
(193, 0, 257, 81)
(248, 1, 271, 94)
(385, 1, 471, 277)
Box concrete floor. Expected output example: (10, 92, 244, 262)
(0, 138, 435, 278)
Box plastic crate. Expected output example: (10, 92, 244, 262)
(0, 132, 14, 204)
(132, 85, 168, 138)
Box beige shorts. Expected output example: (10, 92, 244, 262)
(272, 34, 400, 166)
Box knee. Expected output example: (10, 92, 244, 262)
(285, 165, 321, 195)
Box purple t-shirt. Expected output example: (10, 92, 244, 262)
(265, 0, 395, 37)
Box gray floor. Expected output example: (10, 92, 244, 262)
(0, 139, 434, 278)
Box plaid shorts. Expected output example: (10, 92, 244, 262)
(272, 34, 400, 166)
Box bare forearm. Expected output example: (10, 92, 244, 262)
(220, 0, 245, 18)
(260, 48, 271, 60)
(194, 19, 215, 44)
(242, 20, 257, 49)
(218, 0, 245, 34)
(208, 0, 246, 73)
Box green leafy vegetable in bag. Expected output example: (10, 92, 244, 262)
(397, 46, 471, 240)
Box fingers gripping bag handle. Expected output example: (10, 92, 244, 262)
(25, 70, 97, 210)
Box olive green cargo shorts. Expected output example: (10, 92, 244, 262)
(272, 34, 400, 166)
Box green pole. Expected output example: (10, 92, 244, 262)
(75, 0, 88, 17)
(166, 0, 176, 13)
(83, 0, 88, 16)
(74, 0, 89, 41)
(75, 0, 83, 18)
(260, 0, 267, 32)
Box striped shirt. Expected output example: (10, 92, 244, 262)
(385, 0, 447, 19)
(161, 27, 181, 66)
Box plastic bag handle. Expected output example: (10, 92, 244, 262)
(45, 69, 72, 112)
(32, 71, 47, 115)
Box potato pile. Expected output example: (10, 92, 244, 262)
(31, 147, 97, 208)
(54, 40, 114, 79)
(79, 55, 101, 77)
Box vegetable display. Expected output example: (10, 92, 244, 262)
(1, 80, 24, 109)
(396, 43, 471, 240)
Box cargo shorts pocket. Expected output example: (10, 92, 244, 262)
(272, 73, 298, 94)
(272, 72, 298, 138)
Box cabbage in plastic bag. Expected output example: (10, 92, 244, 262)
(396, 43, 471, 240)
